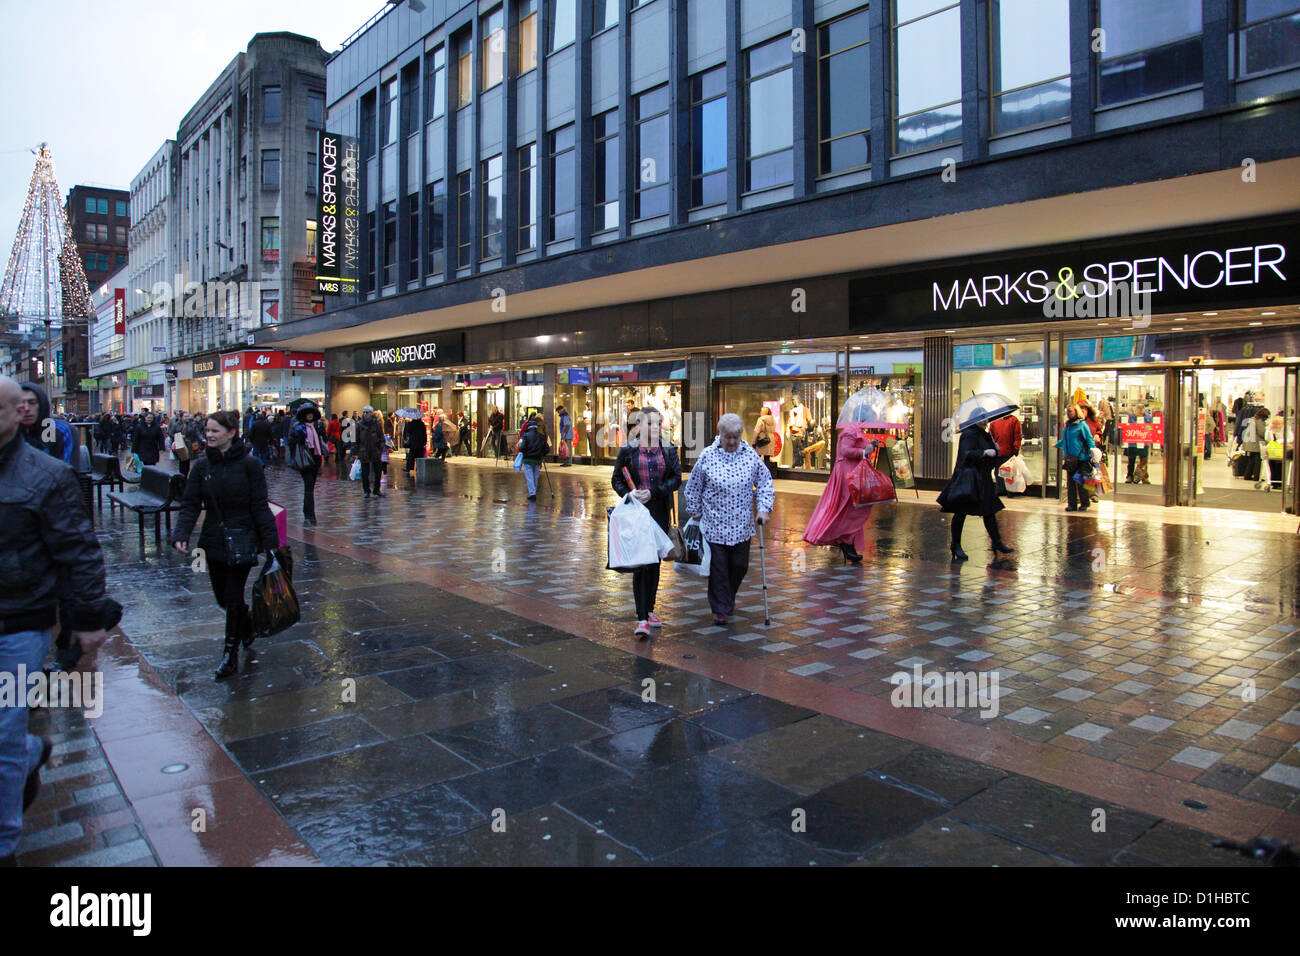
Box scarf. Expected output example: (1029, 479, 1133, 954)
(304, 423, 323, 455)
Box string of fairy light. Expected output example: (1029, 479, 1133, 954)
(0, 143, 93, 337)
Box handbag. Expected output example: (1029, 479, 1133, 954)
(848, 459, 896, 506)
(250, 548, 300, 638)
(938, 467, 980, 512)
(664, 500, 686, 562)
(205, 469, 261, 566)
(173, 437, 190, 462)
(288, 442, 318, 472)
(513, 451, 524, 471)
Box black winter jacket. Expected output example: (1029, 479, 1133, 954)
(937, 425, 1004, 517)
(0, 433, 109, 630)
(356, 414, 384, 462)
(519, 422, 550, 462)
(171, 439, 279, 565)
(133, 423, 165, 464)
(404, 419, 427, 450)
(612, 442, 682, 532)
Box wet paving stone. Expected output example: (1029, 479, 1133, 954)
(177, 663, 319, 710)
(852, 817, 1073, 867)
(430, 703, 609, 768)
(293, 646, 448, 683)
(297, 783, 485, 866)
(874, 748, 1010, 805)
(552, 686, 676, 733)
(360, 691, 497, 739)
(652, 819, 849, 867)
(947, 775, 1160, 865)
(197, 675, 413, 743)
(685, 696, 817, 742)
(446, 746, 630, 815)
(256, 735, 475, 827)
(622, 671, 751, 716)
(225, 715, 388, 774)
(381, 804, 639, 867)
(767, 774, 948, 856)
(1111, 820, 1265, 867)
(578, 719, 732, 775)
(709, 715, 918, 796)
(560, 754, 797, 858)
(379, 653, 552, 700)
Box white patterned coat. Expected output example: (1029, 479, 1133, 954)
(683, 438, 776, 545)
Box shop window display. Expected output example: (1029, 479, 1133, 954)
(954, 342, 1045, 484)
(717, 380, 836, 471)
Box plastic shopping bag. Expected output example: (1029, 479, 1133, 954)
(606, 493, 675, 573)
(674, 517, 711, 578)
(349, 460, 362, 481)
(848, 459, 896, 506)
(513, 451, 524, 472)
(250, 548, 300, 639)
(999, 455, 1028, 494)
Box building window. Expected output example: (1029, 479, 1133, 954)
(260, 217, 280, 264)
(893, 1, 962, 153)
(548, 124, 576, 241)
(635, 86, 670, 217)
(426, 180, 446, 274)
(519, 1, 539, 73)
(84, 196, 95, 213)
(241, 220, 247, 261)
(482, 7, 505, 89)
(307, 151, 317, 193)
(115, 254, 125, 267)
(263, 85, 282, 124)
(818, 8, 871, 175)
(114, 199, 127, 217)
(518, 143, 537, 251)
(366, 212, 377, 292)
(481, 155, 504, 259)
(457, 31, 474, 108)
(1097, 0, 1202, 106)
(456, 171, 472, 267)
(426, 47, 447, 121)
(744, 37, 793, 191)
(306, 219, 318, 260)
(593, 110, 620, 232)
(361, 91, 377, 158)
(115, 226, 127, 244)
(407, 193, 420, 281)
(307, 90, 325, 127)
(991, 0, 1070, 133)
(593, 0, 619, 32)
(401, 63, 420, 137)
(549, 0, 576, 51)
(261, 149, 280, 190)
(97, 198, 108, 214)
(382, 201, 397, 286)
(1235, 0, 1300, 76)
(381, 78, 399, 146)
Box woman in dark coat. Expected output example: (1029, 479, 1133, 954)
(611, 407, 682, 639)
(131, 412, 166, 465)
(171, 411, 279, 680)
(937, 419, 1013, 561)
(289, 403, 328, 525)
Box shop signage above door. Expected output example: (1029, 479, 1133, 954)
(349, 332, 465, 373)
(849, 222, 1297, 332)
(316, 131, 361, 295)
(219, 350, 322, 371)
(126, 369, 148, 382)
(193, 356, 219, 377)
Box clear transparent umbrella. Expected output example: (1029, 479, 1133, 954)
(394, 407, 423, 419)
(837, 386, 906, 429)
(954, 392, 1019, 431)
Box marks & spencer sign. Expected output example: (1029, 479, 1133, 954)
(316, 131, 361, 295)
(350, 333, 465, 373)
(849, 223, 1297, 332)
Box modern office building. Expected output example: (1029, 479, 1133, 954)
(256, 0, 1300, 515)
(61, 184, 130, 414)
(169, 32, 329, 412)
(124, 141, 177, 412)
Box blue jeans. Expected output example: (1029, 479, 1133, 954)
(522, 462, 540, 497)
(0, 628, 50, 857)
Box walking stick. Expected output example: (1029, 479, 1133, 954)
(542, 459, 555, 498)
(757, 518, 771, 627)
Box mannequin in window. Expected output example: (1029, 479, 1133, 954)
(788, 393, 809, 468)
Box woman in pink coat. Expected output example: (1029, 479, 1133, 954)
(803, 426, 878, 563)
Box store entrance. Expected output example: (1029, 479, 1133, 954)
(1064, 363, 1297, 513)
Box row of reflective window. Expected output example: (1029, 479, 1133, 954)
(353, 0, 1300, 291)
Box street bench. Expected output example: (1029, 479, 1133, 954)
(105, 465, 186, 545)
(89, 453, 125, 512)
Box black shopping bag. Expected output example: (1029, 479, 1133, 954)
(251, 547, 300, 638)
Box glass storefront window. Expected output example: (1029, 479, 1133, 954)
(717, 379, 836, 471)
(954, 340, 1047, 483)
(593, 367, 685, 459)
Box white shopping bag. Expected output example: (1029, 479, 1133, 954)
(674, 517, 712, 578)
(606, 494, 675, 572)
(999, 455, 1028, 493)
(349, 460, 362, 481)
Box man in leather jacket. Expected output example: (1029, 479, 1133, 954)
(0, 376, 110, 865)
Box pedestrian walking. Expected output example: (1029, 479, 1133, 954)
(171, 411, 279, 680)
(248, 412, 273, 467)
(0, 376, 112, 863)
(801, 425, 880, 563)
(94, 413, 112, 454)
(1056, 403, 1097, 512)
(290, 403, 327, 525)
(486, 407, 505, 458)
(517, 413, 550, 500)
(682, 413, 775, 625)
(612, 408, 682, 638)
(325, 413, 342, 466)
(939, 418, 1015, 558)
(356, 406, 385, 497)
(18, 383, 76, 464)
(432, 415, 452, 460)
(557, 404, 575, 466)
(457, 412, 471, 456)
(130, 410, 165, 466)
(170, 413, 192, 476)
(403, 414, 427, 475)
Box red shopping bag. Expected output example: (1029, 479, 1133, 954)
(848, 459, 897, 506)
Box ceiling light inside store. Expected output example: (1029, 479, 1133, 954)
(724, 344, 734, 349)
(1171, 327, 1183, 331)
(1249, 321, 1263, 326)
(851, 346, 861, 350)
(1262, 311, 1276, 316)
(1203, 312, 1218, 316)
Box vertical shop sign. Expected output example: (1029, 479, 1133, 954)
(113, 288, 127, 335)
(316, 131, 361, 294)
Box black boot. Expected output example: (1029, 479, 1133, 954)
(991, 540, 1015, 554)
(951, 539, 968, 561)
(239, 603, 256, 649)
(839, 542, 863, 563)
(215, 636, 239, 680)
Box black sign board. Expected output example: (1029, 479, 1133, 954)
(192, 355, 219, 377)
(850, 221, 1299, 333)
(316, 131, 362, 295)
(349, 332, 466, 373)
